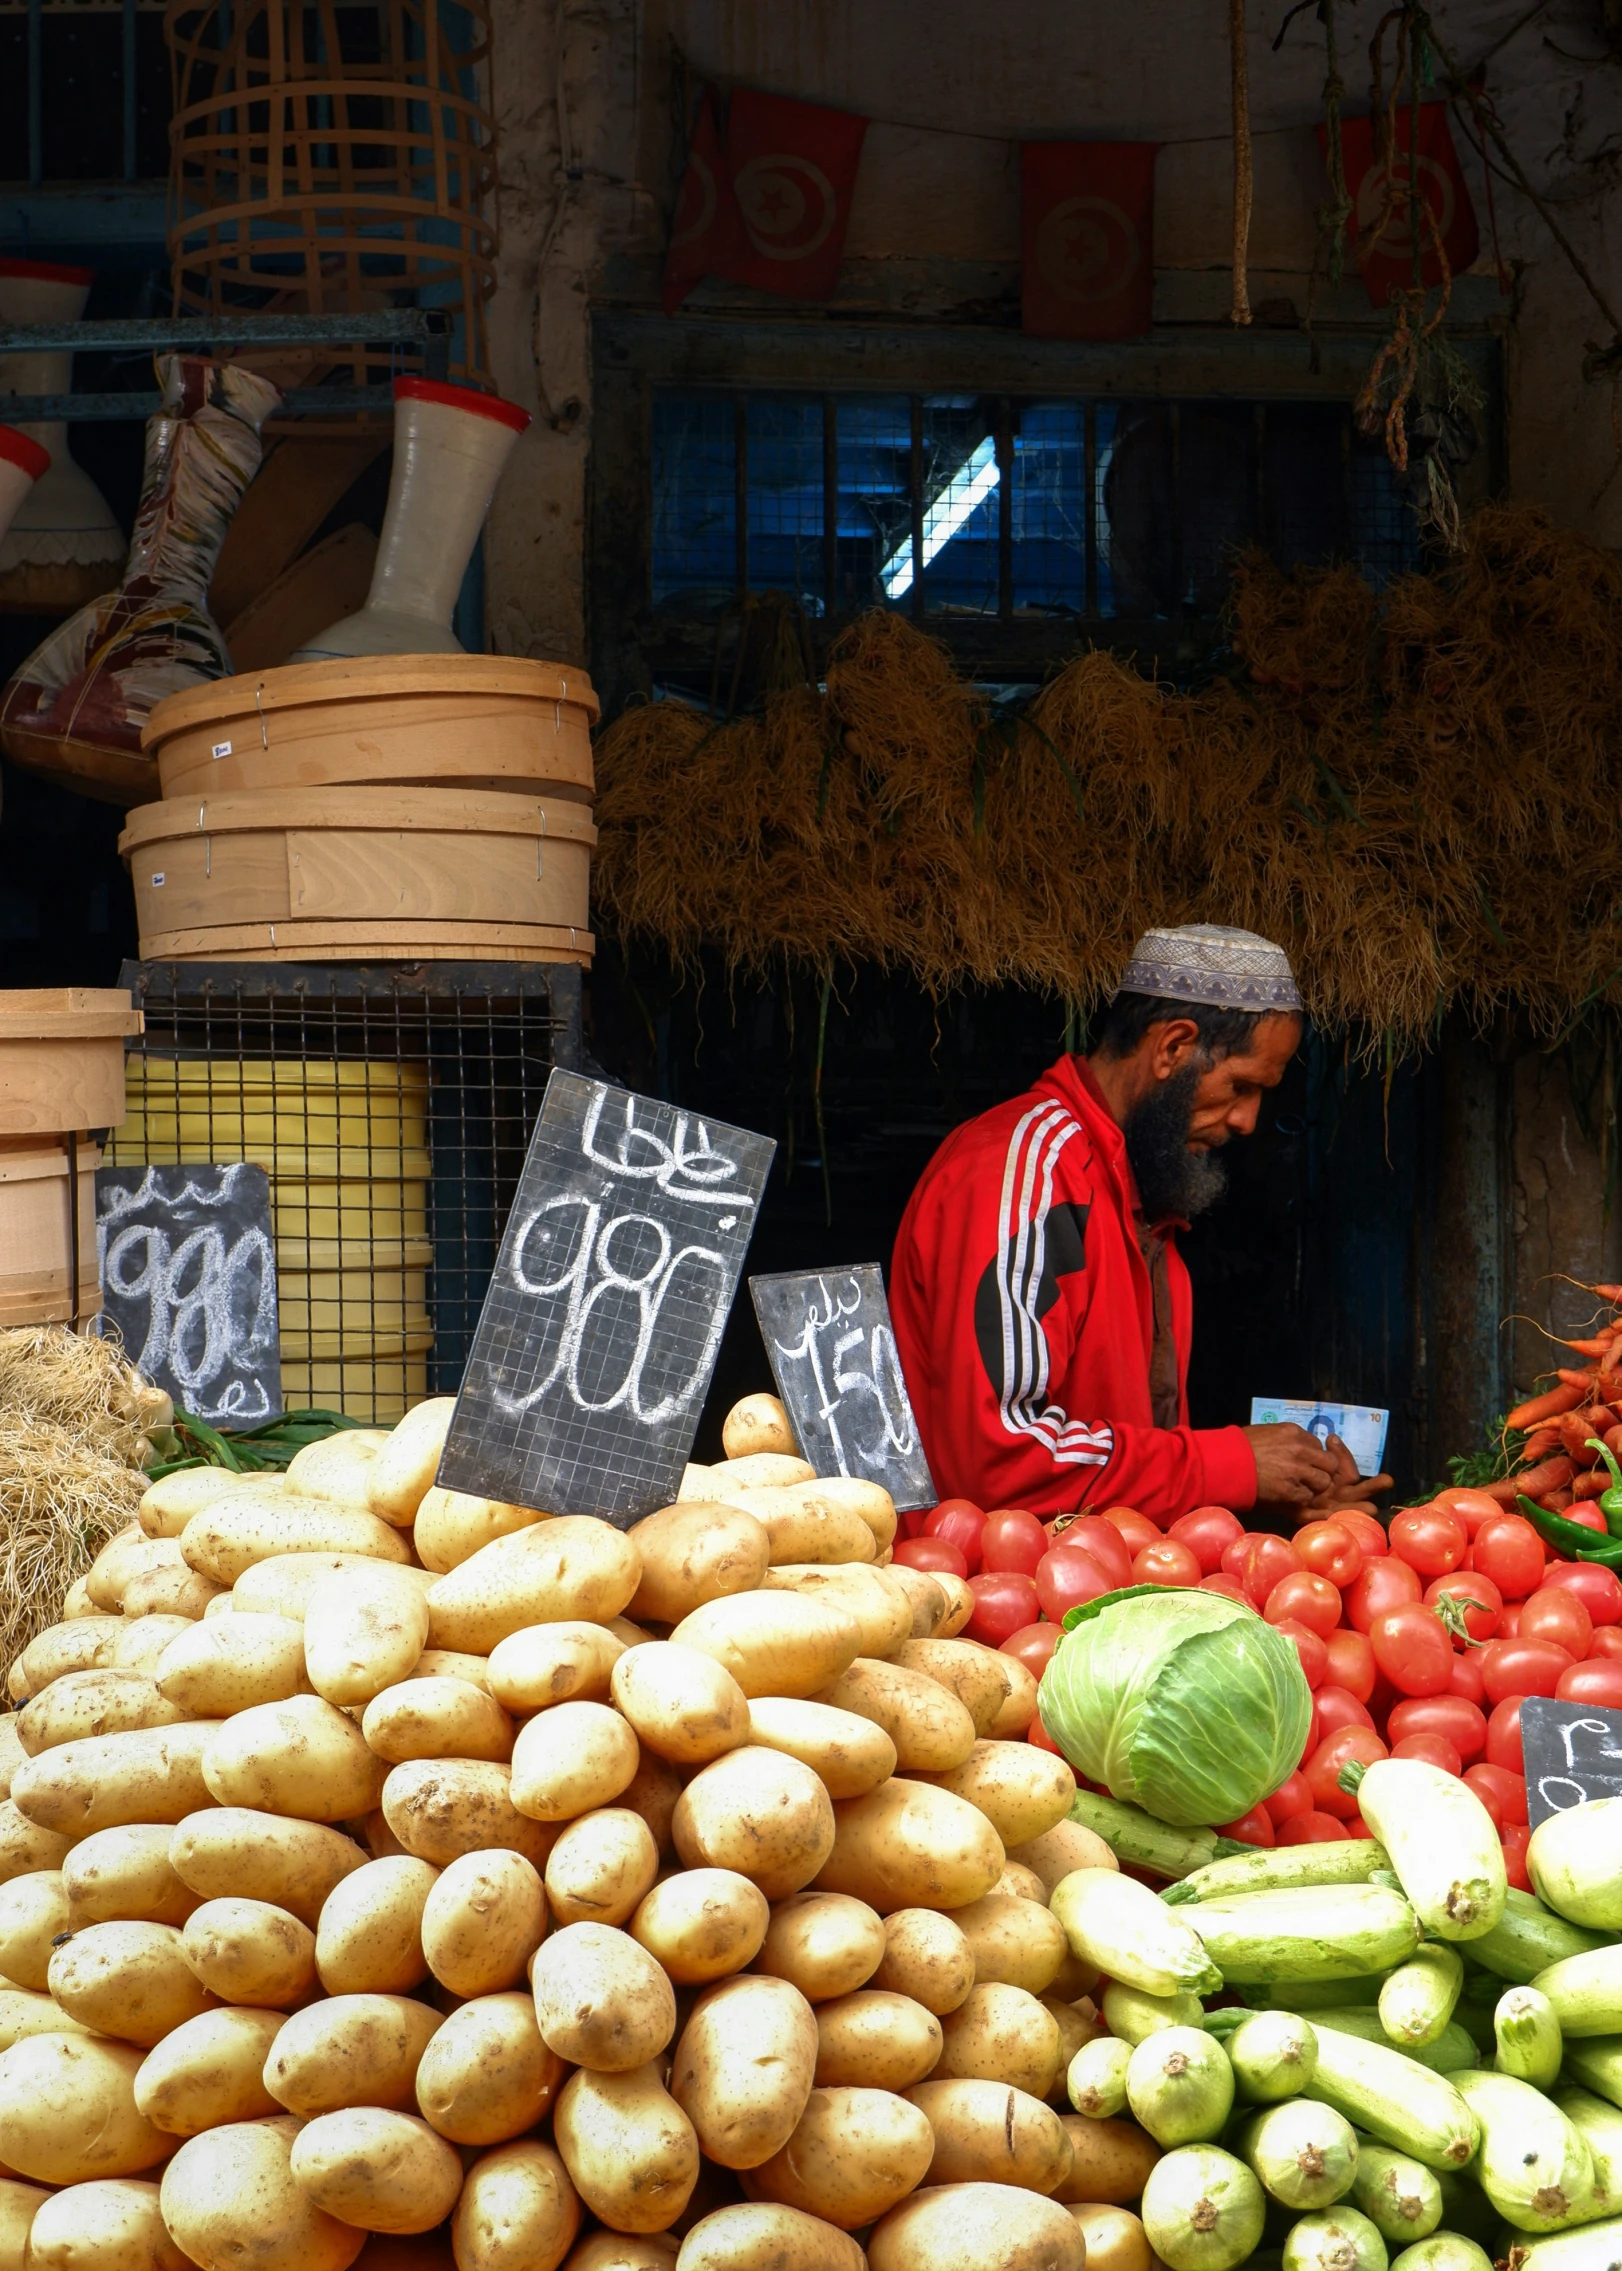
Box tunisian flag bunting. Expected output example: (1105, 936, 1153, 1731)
(1021, 142, 1158, 339)
(662, 86, 868, 313)
(1320, 101, 1479, 308)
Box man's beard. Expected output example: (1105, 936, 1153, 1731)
(1123, 1062, 1229, 1221)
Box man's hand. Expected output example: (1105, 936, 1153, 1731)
(1243, 1421, 1341, 1509)
(1292, 1433, 1394, 1521)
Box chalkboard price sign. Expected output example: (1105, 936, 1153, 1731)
(94, 1163, 281, 1424)
(438, 1071, 776, 1527)
(750, 1264, 937, 1513)
(1520, 1695, 1622, 1828)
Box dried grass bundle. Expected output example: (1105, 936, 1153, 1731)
(0, 1326, 150, 1463)
(592, 503, 1622, 1047)
(0, 1417, 143, 1670)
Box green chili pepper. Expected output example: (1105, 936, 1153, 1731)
(1518, 1493, 1622, 1567)
(1586, 1436, 1622, 1536)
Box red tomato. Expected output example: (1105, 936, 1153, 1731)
(1424, 1570, 1504, 1646)
(925, 1500, 986, 1573)
(1237, 1535, 1303, 1611)
(1474, 1515, 1546, 1601)
(1466, 1762, 1528, 1825)
(1448, 1649, 1487, 1705)
(1265, 1770, 1314, 1823)
(1386, 1695, 1488, 1761)
(1566, 1504, 1611, 1537)
(1263, 1571, 1343, 1639)
(1327, 1508, 1389, 1558)
(1592, 1628, 1622, 1661)
(1480, 1637, 1576, 1704)
(1168, 1505, 1246, 1575)
(1390, 1505, 1468, 1578)
(1273, 1618, 1330, 1689)
(1557, 1660, 1622, 1708)
(1503, 1836, 1532, 1891)
(1276, 1810, 1351, 1845)
(1462, 1771, 1504, 1829)
(1521, 1586, 1595, 1659)
(1133, 1540, 1202, 1588)
(1200, 1574, 1253, 1605)
(893, 1536, 970, 1579)
(1100, 1506, 1162, 1556)
(1060, 1517, 1135, 1590)
(980, 1508, 1049, 1579)
(1485, 1697, 1525, 1773)
(1314, 1684, 1375, 1735)
(1294, 1521, 1365, 1589)
(1305, 1726, 1388, 1818)
(1027, 1714, 1063, 1755)
(1035, 1545, 1112, 1622)
(1498, 1604, 1523, 1638)
(1345, 1556, 1423, 1632)
(1433, 1485, 1517, 1539)
(1370, 1605, 1455, 1697)
(1545, 1561, 1622, 1627)
(964, 1571, 1041, 1647)
(1392, 1731, 1463, 1776)
(1000, 1622, 1062, 1679)
(1324, 1629, 1377, 1705)
(1221, 1534, 1260, 1577)
(1217, 1804, 1276, 1847)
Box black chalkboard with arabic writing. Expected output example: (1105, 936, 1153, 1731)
(94, 1162, 281, 1425)
(437, 1071, 776, 1526)
(1521, 1695, 1622, 1828)
(750, 1263, 937, 1513)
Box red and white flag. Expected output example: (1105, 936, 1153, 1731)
(662, 85, 868, 312)
(1321, 101, 1480, 307)
(1020, 142, 1159, 339)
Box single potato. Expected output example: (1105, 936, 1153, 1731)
(562, 2237, 677, 2271)
(933, 1980, 1063, 2098)
(947, 1892, 1069, 1994)
(669, 1974, 818, 2170)
(891, 1639, 1013, 1734)
(381, 1759, 556, 1871)
(0, 2034, 169, 2183)
(303, 1566, 431, 1708)
(758, 1566, 912, 1660)
(629, 1869, 769, 1986)
(987, 1655, 1040, 1738)
(627, 1502, 772, 1628)
(618, 1756, 684, 1861)
(532, 1922, 675, 2074)
(870, 1907, 976, 2016)
(667, 1594, 860, 1702)
(672, 1748, 835, 1902)
(290, 2108, 464, 2236)
(755, 1892, 886, 2002)
(159, 2114, 366, 2271)
(916, 1741, 1076, 1848)
(368, 1398, 457, 1526)
(0, 1804, 71, 1888)
(884, 1565, 948, 1640)
(1067, 2203, 1154, 2271)
(1006, 1817, 1118, 1893)
(0, 1871, 69, 1988)
(67, 1821, 195, 1931)
(610, 1645, 750, 1768)
(18, 1668, 187, 1757)
(133, 2005, 286, 2135)
(544, 1806, 658, 1928)
(48, 1918, 216, 2045)
(425, 1519, 641, 1655)
(169, 1807, 368, 1927)
(264, 1992, 442, 2116)
(413, 1487, 542, 1574)
(123, 1563, 228, 1621)
(819, 1659, 978, 1773)
(153, 1613, 310, 1719)
(410, 1648, 492, 1690)
(0, 2177, 46, 2268)
(746, 2084, 934, 2230)
(201, 1693, 387, 1822)
(813, 1990, 944, 2090)
(0, 1986, 96, 2049)
(181, 1897, 317, 2008)
(867, 2181, 1087, 2271)
(451, 2141, 580, 2271)
(720, 1394, 796, 1460)
(509, 1701, 641, 1823)
(553, 2061, 700, 2235)
(744, 1697, 896, 1799)
(673, 2203, 864, 2271)
(1052, 2113, 1161, 2205)
(414, 1990, 567, 2145)
(138, 1468, 256, 1540)
(232, 1554, 389, 1622)
(421, 1848, 546, 1998)
(932, 1576, 976, 1638)
(315, 1855, 438, 1995)
(283, 1429, 388, 1501)
(10, 1722, 220, 1836)
(487, 1622, 625, 1714)
(180, 1490, 412, 1587)
(108, 1617, 196, 1674)
(17, 1617, 125, 1698)
(362, 1677, 514, 1766)
(906, 2077, 1073, 2192)
(813, 1778, 1005, 1914)
(23, 2176, 189, 2271)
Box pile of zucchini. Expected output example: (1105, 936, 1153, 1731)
(1053, 1759, 1622, 2271)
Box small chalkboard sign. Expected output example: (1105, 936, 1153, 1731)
(95, 1163, 281, 1424)
(438, 1070, 776, 1527)
(750, 1264, 937, 1513)
(1520, 1695, 1622, 1828)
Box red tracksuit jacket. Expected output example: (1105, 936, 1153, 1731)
(890, 1054, 1257, 1525)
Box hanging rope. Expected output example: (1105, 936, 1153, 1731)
(1317, 0, 1354, 285)
(1230, 0, 1253, 325)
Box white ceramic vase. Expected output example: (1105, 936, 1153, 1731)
(0, 260, 124, 611)
(294, 377, 530, 661)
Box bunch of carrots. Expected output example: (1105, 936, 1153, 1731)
(1495, 1280, 1622, 1518)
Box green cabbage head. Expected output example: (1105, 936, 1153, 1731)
(1038, 1583, 1312, 1828)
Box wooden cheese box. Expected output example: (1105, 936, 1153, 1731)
(0, 988, 143, 1138)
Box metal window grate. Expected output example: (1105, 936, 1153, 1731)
(651, 387, 1419, 626)
(108, 960, 582, 1423)
(0, 0, 168, 188)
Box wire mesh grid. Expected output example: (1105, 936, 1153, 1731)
(107, 960, 581, 1422)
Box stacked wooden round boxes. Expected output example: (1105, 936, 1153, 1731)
(0, 987, 143, 1326)
(120, 652, 598, 964)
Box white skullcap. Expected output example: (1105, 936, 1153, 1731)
(1113, 923, 1304, 1013)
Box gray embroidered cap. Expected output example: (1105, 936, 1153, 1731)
(1114, 923, 1304, 1013)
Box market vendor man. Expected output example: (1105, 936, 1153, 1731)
(891, 923, 1387, 1526)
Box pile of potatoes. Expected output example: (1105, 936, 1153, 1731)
(0, 1389, 1156, 2271)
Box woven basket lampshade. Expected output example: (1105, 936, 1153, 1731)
(166, 0, 498, 386)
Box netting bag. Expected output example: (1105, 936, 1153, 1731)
(0, 356, 281, 805)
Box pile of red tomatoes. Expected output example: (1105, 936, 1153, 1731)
(892, 1490, 1622, 1889)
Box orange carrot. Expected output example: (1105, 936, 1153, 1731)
(1558, 1367, 1602, 1388)
(1509, 1381, 1589, 1428)
(1541, 1488, 1576, 1512)
(1562, 1337, 1615, 1359)
(1571, 1469, 1607, 1501)
(1485, 1453, 1574, 1506)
